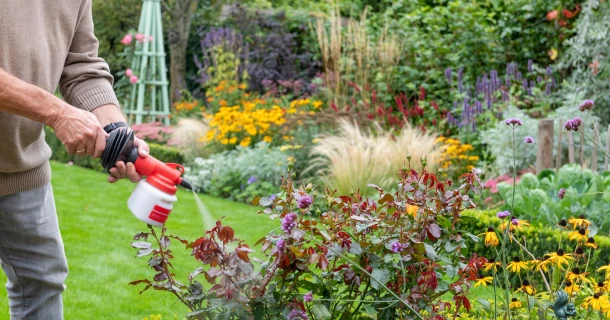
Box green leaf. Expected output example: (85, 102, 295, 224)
(444, 241, 459, 252)
(312, 302, 332, 320)
(424, 243, 438, 261)
(259, 196, 273, 207)
(362, 304, 378, 316)
(370, 268, 391, 290)
(478, 298, 492, 312)
(437, 216, 451, 229)
(445, 265, 458, 278)
(464, 233, 480, 242)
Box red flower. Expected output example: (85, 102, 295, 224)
(547, 10, 558, 21)
(558, 20, 567, 27)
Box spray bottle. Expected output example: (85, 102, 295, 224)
(100, 127, 193, 227)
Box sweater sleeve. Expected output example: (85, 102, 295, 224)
(59, 0, 120, 111)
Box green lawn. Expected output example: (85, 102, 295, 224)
(0, 162, 277, 319)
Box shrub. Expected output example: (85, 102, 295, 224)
(131, 122, 174, 145)
(183, 142, 289, 203)
(168, 118, 210, 160)
(307, 120, 439, 196)
(130, 160, 487, 319)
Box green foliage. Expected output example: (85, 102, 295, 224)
(45, 127, 184, 172)
(183, 142, 289, 203)
(92, 0, 142, 73)
(461, 209, 610, 270)
(496, 164, 610, 233)
(556, 0, 610, 124)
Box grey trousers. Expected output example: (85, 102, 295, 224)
(0, 184, 67, 320)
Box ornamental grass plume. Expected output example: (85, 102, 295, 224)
(168, 118, 210, 158)
(307, 120, 438, 196)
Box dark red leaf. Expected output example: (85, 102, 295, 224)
(218, 226, 235, 244)
(129, 279, 151, 286)
(427, 223, 442, 239)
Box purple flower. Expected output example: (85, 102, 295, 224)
(445, 68, 452, 86)
(527, 59, 533, 73)
(546, 66, 552, 76)
(578, 100, 594, 112)
(273, 238, 286, 254)
(288, 309, 309, 320)
(304, 291, 313, 302)
(390, 241, 406, 253)
(269, 194, 277, 201)
(297, 195, 313, 209)
(565, 117, 583, 131)
(505, 118, 523, 126)
(511, 218, 519, 225)
(558, 188, 566, 199)
(524, 136, 535, 144)
(497, 211, 510, 219)
(247, 176, 257, 184)
(281, 212, 298, 233)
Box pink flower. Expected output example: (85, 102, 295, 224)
(504, 118, 523, 126)
(136, 33, 146, 43)
(148, 36, 154, 42)
(304, 291, 313, 302)
(524, 136, 535, 144)
(558, 188, 566, 199)
(120, 34, 133, 45)
(578, 99, 594, 111)
(125, 69, 133, 77)
(129, 75, 139, 84)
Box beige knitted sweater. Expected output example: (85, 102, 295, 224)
(0, 0, 119, 195)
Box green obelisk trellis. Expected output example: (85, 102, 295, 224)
(126, 0, 170, 125)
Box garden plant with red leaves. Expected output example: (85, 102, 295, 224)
(130, 158, 488, 319)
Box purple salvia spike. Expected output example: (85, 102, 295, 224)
(530, 80, 535, 90)
(537, 76, 543, 84)
(551, 77, 556, 89)
(527, 59, 533, 73)
(476, 100, 483, 113)
(522, 79, 528, 91)
(502, 90, 509, 102)
(472, 121, 476, 132)
(546, 66, 552, 76)
(545, 82, 551, 96)
(458, 68, 464, 92)
(516, 71, 522, 81)
(445, 68, 452, 86)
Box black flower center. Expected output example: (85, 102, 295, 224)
(579, 228, 586, 235)
(594, 293, 600, 299)
(557, 249, 565, 256)
(559, 219, 567, 227)
(588, 237, 595, 244)
(565, 280, 572, 287)
(522, 280, 530, 286)
(572, 267, 581, 275)
(513, 256, 521, 263)
(512, 298, 518, 302)
(580, 214, 586, 219)
(576, 247, 584, 255)
(487, 226, 494, 232)
(599, 282, 604, 288)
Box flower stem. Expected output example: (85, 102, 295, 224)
(305, 234, 424, 319)
(580, 129, 610, 161)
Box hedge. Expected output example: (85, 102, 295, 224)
(44, 127, 184, 172)
(460, 209, 610, 270)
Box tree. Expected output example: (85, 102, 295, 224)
(163, 0, 200, 103)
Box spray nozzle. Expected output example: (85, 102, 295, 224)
(180, 178, 193, 190)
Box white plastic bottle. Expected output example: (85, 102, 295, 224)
(128, 180, 177, 227)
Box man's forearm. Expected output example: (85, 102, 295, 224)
(0, 68, 65, 126)
(92, 104, 126, 127)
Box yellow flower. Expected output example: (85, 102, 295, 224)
(435, 136, 446, 143)
(483, 259, 501, 273)
(597, 264, 610, 276)
(581, 293, 610, 311)
(530, 258, 549, 273)
(221, 138, 229, 145)
(507, 257, 529, 273)
(240, 137, 251, 147)
(516, 280, 536, 295)
(229, 137, 237, 144)
(566, 267, 591, 284)
(586, 237, 598, 249)
(468, 156, 480, 162)
(312, 100, 323, 109)
(287, 156, 296, 163)
(280, 145, 292, 152)
(407, 205, 419, 217)
(283, 135, 294, 141)
(263, 136, 273, 143)
(548, 48, 558, 61)
(219, 99, 228, 106)
(474, 276, 493, 287)
(312, 138, 320, 144)
(596, 281, 608, 294)
(509, 298, 522, 309)
(238, 83, 247, 90)
(545, 249, 573, 269)
(499, 219, 530, 232)
(568, 228, 589, 243)
(479, 227, 499, 247)
(568, 215, 592, 229)
(565, 280, 580, 295)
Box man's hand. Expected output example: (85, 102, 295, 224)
(108, 137, 150, 183)
(49, 106, 108, 157)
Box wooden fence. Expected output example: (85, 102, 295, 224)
(536, 119, 610, 173)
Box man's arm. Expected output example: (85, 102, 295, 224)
(0, 68, 107, 157)
(58, 0, 149, 183)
